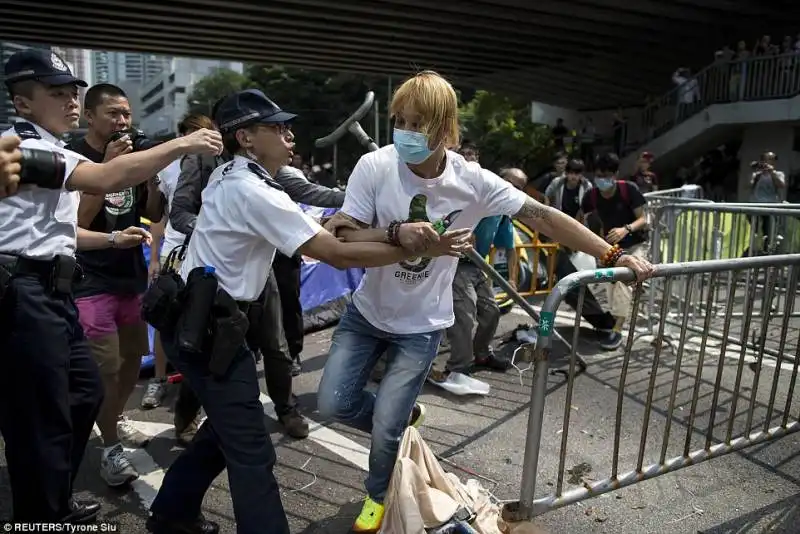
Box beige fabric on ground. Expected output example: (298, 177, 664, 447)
(381, 427, 546, 534)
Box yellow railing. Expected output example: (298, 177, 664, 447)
(490, 220, 559, 302)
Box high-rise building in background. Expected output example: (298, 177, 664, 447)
(138, 58, 244, 137)
(91, 51, 168, 86)
(0, 41, 52, 130)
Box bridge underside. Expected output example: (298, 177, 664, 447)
(2, 0, 797, 109)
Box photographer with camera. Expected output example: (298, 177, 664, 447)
(0, 49, 222, 524)
(65, 83, 167, 488)
(0, 134, 22, 197)
(750, 151, 786, 250)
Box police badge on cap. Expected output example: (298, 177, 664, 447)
(3, 49, 87, 88)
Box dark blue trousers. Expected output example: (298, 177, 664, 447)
(0, 276, 104, 521)
(151, 337, 289, 534)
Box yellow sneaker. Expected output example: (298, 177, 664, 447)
(409, 403, 426, 429)
(353, 496, 385, 533)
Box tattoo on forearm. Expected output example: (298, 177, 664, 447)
(515, 199, 551, 223)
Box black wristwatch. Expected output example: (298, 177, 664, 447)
(624, 224, 633, 233)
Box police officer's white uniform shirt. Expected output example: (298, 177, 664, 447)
(179, 155, 322, 302)
(0, 122, 88, 259)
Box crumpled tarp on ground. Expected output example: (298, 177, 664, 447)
(382, 427, 546, 534)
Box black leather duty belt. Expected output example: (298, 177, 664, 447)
(0, 254, 82, 294)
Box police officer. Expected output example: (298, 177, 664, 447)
(147, 89, 470, 534)
(0, 48, 222, 523)
(0, 135, 22, 197)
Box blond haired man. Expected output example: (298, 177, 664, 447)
(321, 70, 654, 533)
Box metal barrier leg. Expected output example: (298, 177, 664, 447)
(464, 248, 585, 372)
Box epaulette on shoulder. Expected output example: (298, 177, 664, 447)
(13, 122, 41, 140)
(247, 162, 284, 191)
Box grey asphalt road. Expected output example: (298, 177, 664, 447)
(1, 295, 798, 534)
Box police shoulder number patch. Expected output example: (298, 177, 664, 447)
(13, 122, 42, 140)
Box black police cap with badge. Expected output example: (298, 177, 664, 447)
(214, 89, 297, 191)
(4, 49, 88, 190)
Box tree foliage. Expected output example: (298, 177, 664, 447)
(459, 90, 554, 178)
(188, 68, 554, 181)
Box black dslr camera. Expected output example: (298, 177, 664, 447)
(18, 148, 66, 189)
(106, 128, 161, 152)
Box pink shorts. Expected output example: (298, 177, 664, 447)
(75, 293, 144, 340)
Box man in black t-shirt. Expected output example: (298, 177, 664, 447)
(66, 84, 166, 489)
(580, 152, 649, 350)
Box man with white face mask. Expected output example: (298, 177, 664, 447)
(579, 152, 649, 349)
(322, 72, 654, 533)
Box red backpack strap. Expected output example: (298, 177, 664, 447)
(618, 180, 630, 204)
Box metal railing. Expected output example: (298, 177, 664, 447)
(502, 253, 800, 522)
(634, 53, 800, 150)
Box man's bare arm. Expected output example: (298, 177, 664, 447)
(514, 198, 611, 259)
(325, 212, 388, 243)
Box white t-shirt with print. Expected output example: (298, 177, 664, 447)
(341, 145, 527, 334)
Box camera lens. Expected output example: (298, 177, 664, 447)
(19, 148, 66, 187)
(133, 136, 162, 151)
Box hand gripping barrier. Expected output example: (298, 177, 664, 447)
(502, 253, 800, 522)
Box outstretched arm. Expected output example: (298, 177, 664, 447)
(514, 197, 611, 260)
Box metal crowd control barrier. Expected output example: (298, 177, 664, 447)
(643, 203, 800, 362)
(502, 253, 800, 522)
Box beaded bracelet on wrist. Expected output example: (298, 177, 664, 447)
(386, 220, 403, 246)
(600, 244, 624, 267)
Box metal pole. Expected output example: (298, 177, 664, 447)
(333, 143, 338, 184)
(385, 75, 392, 144)
(373, 97, 380, 147)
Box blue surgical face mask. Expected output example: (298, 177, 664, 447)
(393, 128, 433, 165)
(595, 178, 614, 191)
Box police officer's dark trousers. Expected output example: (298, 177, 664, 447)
(151, 337, 290, 534)
(272, 252, 304, 361)
(0, 275, 104, 521)
(172, 270, 296, 421)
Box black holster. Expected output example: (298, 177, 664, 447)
(0, 262, 12, 305)
(208, 290, 250, 380)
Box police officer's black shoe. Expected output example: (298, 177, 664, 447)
(62, 498, 101, 524)
(146, 513, 219, 534)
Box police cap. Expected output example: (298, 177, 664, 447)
(215, 89, 296, 134)
(4, 49, 88, 89)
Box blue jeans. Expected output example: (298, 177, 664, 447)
(150, 337, 289, 534)
(317, 303, 443, 502)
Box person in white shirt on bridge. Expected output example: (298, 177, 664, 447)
(321, 70, 655, 534)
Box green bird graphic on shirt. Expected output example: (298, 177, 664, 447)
(399, 194, 462, 274)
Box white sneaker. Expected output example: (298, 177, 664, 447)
(100, 443, 139, 487)
(140, 377, 167, 409)
(117, 415, 150, 448)
(433, 372, 491, 396)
